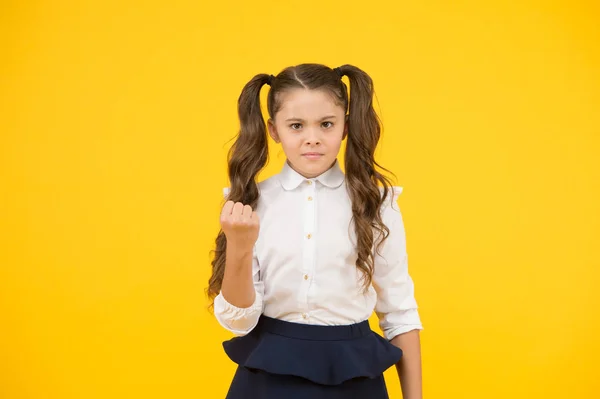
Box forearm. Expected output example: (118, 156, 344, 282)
(391, 329, 422, 399)
(220, 243, 255, 308)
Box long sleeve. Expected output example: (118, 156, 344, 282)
(372, 186, 423, 341)
(213, 187, 264, 336)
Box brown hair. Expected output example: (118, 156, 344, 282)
(207, 63, 396, 306)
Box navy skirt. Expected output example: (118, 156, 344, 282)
(222, 315, 403, 399)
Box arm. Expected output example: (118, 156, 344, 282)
(372, 187, 423, 398)
(213, 190, 264, 336)
(221, 243, 256, 307)
(391, 330, 422, 399)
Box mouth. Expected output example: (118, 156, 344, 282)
(302, 153, 324, 159)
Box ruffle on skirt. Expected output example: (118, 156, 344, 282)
(223, 315, 403, 386)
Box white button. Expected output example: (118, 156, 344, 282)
(307, 196, 313, 201)
(307, 233, 312, 239)
(303, 274, 309, 280)
(302, 313, 308, 319)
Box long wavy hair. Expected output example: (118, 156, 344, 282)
(207, 63, 396, 306)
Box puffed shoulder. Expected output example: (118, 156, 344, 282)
(222, 179, 273, 200)
(379, 185, 403, 200)
(378, 186, 403, 215)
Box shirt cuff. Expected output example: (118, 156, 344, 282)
(213, 291, 263, 336)
(380, 308, 424, 341)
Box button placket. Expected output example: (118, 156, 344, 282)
(300, 179, 316, 317)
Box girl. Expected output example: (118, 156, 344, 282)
(208, 63, 423, 399)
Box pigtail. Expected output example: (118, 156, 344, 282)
(207, 74, 271, 306)
(337, 64, 395, 290)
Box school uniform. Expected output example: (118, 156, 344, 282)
(214, 158, 423, 399)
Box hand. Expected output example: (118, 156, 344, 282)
(220, 201, 260, 251)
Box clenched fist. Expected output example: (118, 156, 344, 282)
(220, 201, 260, 250)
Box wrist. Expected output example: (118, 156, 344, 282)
(226, 241, 254, 260)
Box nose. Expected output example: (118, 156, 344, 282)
(305, 128, 322, 145)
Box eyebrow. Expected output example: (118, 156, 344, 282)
(285, 115, 338, 122)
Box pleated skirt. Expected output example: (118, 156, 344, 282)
(222, 315, 403, 399)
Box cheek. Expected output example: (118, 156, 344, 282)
(328, 129, 345, 143)
(279, 136, 301, 150)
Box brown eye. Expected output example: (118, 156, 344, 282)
(290, 123, 302, 130)
(322, 122, 333, 128)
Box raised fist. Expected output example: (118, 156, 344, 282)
(220, 201, 260, 250)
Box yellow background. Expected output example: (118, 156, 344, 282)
(1, 1, 599, 398)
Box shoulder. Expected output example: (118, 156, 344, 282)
(379, 185, 403, 212)
(221, 174, 281, 200)
(378, 186, 406, 236)
(257, 174, 281, 195)
(379, 185, 403, 197)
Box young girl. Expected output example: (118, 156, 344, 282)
(208, 63, 423, 399)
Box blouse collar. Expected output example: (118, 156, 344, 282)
(278, 158, 345, 190)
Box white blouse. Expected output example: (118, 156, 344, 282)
(213, 159, 423, 341)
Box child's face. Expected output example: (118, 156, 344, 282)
(268, 88, 347, 179)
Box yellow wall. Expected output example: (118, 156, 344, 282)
(2, 1, 599, 398)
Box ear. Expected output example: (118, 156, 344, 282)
(267, 118, 280, 143)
